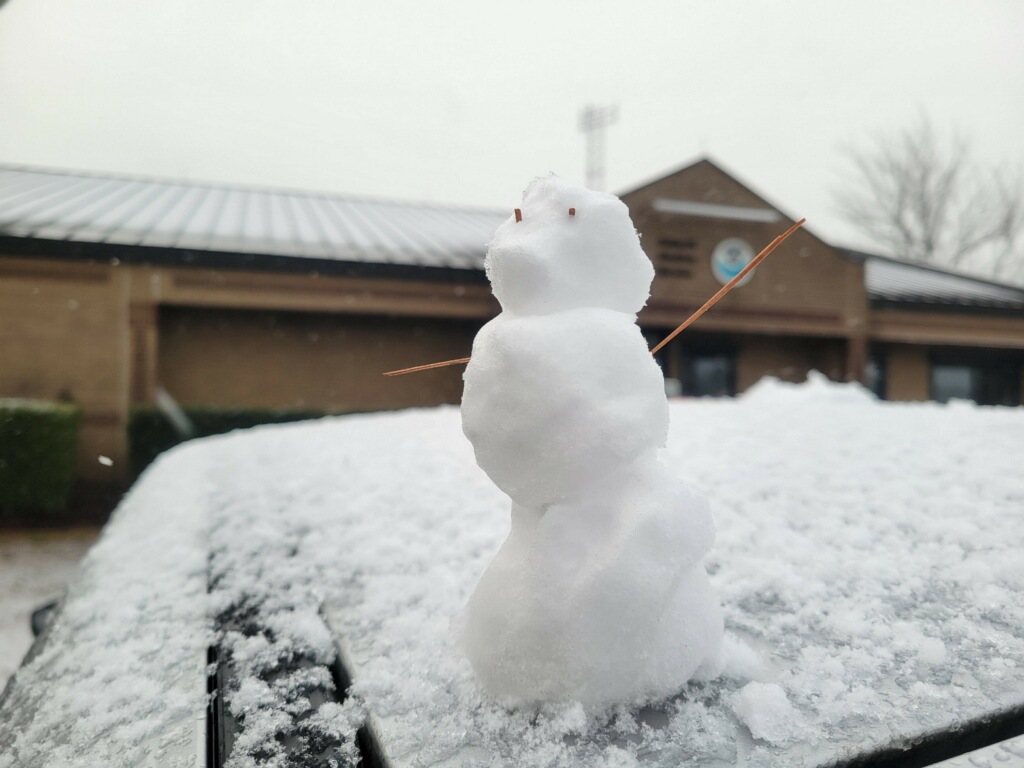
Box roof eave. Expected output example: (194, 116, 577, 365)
(0, 234, 488, 284)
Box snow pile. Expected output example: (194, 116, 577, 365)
(741, 370, 876, 405)
(459, 175, 722, 706)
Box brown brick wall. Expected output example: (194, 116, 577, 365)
(885, 345, 930, 401)
(626, 160, 868, 346)
(0, 258, 128, 481)
(736, 336, 848, 392)
(157, 306, 479, 412)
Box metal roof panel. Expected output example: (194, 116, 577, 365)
(859, 252, 1024, 310)
(0, 165, 505, 269)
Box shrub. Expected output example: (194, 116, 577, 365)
(128, 407, 328, 479)
(0, 399, 83, 512)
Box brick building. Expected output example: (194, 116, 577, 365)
(2, 158, 1022, 487)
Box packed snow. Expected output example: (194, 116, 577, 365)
(4, 378, 1021, 767)
(460, 176, 722, 705)
(730, 682, 804, 745)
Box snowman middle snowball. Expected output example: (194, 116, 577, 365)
(459, 175, 723, 707)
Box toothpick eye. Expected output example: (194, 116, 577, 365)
(514, 208, 522, 223)
(568, 208, 576, 216)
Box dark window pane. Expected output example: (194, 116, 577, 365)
(682, 353, 735, 397)
(931, 360, 1020, 406)
(975, 365, 1021, 406)
(866, 355, 887, 399)
(932, 365, 974, 403)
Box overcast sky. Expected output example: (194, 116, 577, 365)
(1, 0, 1021, 250)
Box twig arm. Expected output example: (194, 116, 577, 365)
(383, 357, 471, 377)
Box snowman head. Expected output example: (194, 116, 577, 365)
(485, 174, 654, 317)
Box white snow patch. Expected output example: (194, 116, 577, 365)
(2, 373, 1023, 767)
(741, 370, 876, 405)
(732, 682, 804, 744)
(719, 633, 770, 682)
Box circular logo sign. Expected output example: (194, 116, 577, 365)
(710, 237, 756, 286)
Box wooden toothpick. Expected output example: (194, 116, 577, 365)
(382, 218, 806, 377)
(383, 356, 471, 377)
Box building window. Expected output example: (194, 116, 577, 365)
(681, 350, 736, 397)
(865, 353, 887, 399)
(654, 237, 697, 279)
(647, 334, 737, 397)
(930, 358, 1021, 406)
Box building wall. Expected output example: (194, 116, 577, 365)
(735, 336, 848, 392)
(870, 307, 1024, 350)
(871, 307, 1024, 403)
(638, 227, 860, 334)
(0, 257, 128, 482)
(158, 306, 477, 411)
(879, 341, 1024, 404)
(625, 161, 863, 326)
(627, 160, 870, 383)
(1, 255, 497, 485)
(885, 345, 930, 401)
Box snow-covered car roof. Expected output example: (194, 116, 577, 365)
(2, 377, 1024, 767)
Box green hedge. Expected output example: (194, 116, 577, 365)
(0, 399, 83, 512)
(128, 407, 327, 479)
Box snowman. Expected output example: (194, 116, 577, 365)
(459, 174, 723, 707)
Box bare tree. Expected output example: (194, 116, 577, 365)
(835, 118, 1024, 282)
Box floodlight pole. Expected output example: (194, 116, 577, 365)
(579, 104, 618, 192)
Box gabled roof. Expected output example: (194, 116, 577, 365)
(843, 249, 1024, 310)
(0, 165, 506, 270)
(618, 156, 840, 256)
